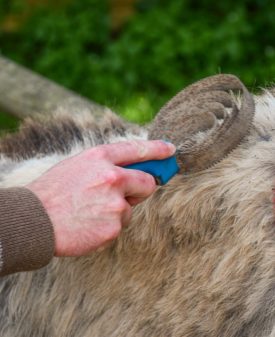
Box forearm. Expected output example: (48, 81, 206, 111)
(0, 187, 54, 276)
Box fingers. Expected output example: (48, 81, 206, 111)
(120, 168, 157, 200)
(126, 196, 146, 206)
(121, 201, 132, 226)
(97, 199, 132, 241)
(100, 166, 157, 202)
(86, 140, 176, 166)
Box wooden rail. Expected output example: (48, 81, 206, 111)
(0, 56, 105, 119)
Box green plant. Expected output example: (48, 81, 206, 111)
(0, 111, 19, 133)
(0, 0, 274, 126)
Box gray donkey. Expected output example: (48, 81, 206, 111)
(0, 74, 275, 337)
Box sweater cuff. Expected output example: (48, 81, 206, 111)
(0, 187, 54, 276)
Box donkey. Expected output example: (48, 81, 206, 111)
(0, 74, 275, 337)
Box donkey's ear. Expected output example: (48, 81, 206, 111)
(148, 74, 254, 173)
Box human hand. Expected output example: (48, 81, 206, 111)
(27, 140, 176, 257)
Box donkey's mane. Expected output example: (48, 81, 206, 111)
(0, 114, 132, 160)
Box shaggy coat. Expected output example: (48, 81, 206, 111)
(0, 75, 275, 337)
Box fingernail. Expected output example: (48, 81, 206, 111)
(162, 140, 176, 153)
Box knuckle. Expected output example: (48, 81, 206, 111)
(123, 205, 132, 225)
(124, 140, 147, 160)
(110, 198, 128, 214)
(134, 141, 148, 160)
(110, 225, 122, 240)
(88, 146, 109, 161)
(140, 173, 157, 193)
(105, 222, 122, 241)
(103, 168, 124, 186)
(147, 174, 157, 189)
(95, 147, 109, 160)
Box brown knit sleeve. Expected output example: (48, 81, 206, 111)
(0, 187, 55, 276)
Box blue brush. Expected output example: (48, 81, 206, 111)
(124, 155, 180, 185)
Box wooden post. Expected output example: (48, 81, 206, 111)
(0, 56, 105, 119)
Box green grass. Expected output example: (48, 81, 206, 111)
(0, 111, 19, 135)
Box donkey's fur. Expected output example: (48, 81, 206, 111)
(0, 75, 275, 337)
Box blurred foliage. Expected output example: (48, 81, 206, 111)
(0, 0, 275, 127)
(0, 111, 19, 134)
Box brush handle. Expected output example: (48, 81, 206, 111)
(123, 156, 179, 185)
